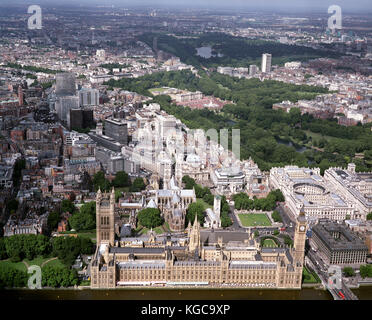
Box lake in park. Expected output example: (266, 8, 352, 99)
(196, 46, 224, 59)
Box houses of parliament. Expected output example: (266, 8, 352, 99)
(90, 188, 307, 289)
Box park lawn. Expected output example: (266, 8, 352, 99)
(303, 130, 338, 144)
(138, 225, 166, 235)
(138, 227, 149, 235)
(302, 266, 320, 284)
(59, 230, 96, 243)
(0, 256, 64, 271)
(0, 259, 27, 272)
(80, 280, 91, 286)
(149, 87, 168, 93)
(263, 239, 278, 248)
(196, 199, 212, 211)
(77, 230, 96, 242)
(238, 213, 272, 227)
(24, 256, 51, 267)
(43, 258, 65, 268)
(154, 226, 164, 234)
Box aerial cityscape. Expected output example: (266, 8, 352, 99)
(0, 0, 372, 304)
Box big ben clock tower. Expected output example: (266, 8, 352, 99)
(293, 206, 307, 263)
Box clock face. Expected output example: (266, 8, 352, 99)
(299, 225, 306, 232)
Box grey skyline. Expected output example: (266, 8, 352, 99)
(4, 0, 372, 12)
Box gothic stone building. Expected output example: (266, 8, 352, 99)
(91, 191, 307, 289)
(155, 177, 196, 232)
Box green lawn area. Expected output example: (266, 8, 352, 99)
(238, 213, 272, 227)
(43, 258, 65, 268)
(303, 130, 338, 144)
(59, 230, 96, 243)
(77, 230, 96, 242)
(136, 223, 168, 235)
(302, 266, 321, 284)
(0, 259, 27, 272)
(137, 227, 148, 235)
(154, 226, 164, 234)
(262, 239, 278, 248)
(196, 198, 212, 211)
(24, 256, 51, 267)
(0, 256, 65, 271)
(149, 87, 168, 93)
(80, 280, 91, 286)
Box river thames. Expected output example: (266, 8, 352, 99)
(0, 288, 332, 300)
(2, 286, 372, 300)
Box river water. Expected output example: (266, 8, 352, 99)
(1, 288, 333, 300)
(3, 286, 372, 300)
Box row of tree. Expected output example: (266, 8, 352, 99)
(0, 265, 28, 289)
(41, 265, 79, 288)
(93, 171, 146, 193)
(233, 189, 284, 212)
(0, 234, 94, 266)
(359, 265, 372, 278)
(0, 264, 80, 289)
(2, 234, 50, 262)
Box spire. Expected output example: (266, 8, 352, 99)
(299, 205, 305, 216)
(96, 187, 102, 202)
(110, 187, 115, 203)
(193, 213, 198, 227)
(298, 205, 306, 222)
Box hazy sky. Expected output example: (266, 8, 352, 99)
(5, 0, 372, 12)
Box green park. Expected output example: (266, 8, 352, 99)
(238, 213, 272, 227)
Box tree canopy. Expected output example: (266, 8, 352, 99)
(137, 208, 163, 229)
(112, 171, 131, 188)
(4, 234, 50, 262)
(129, 177, 146, 192)
(69, 202, 96, 231)
(186, 202, 205, 226)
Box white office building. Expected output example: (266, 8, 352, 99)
(261, 53, 272, 73)
(270, 166, 355, 223)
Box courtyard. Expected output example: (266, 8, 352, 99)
(238, 213, 272, 227)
